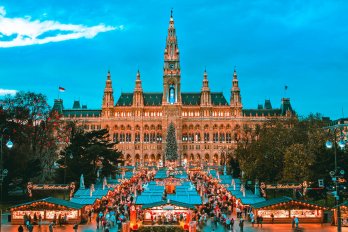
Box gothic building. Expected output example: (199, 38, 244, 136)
(53, 12, 294, 166)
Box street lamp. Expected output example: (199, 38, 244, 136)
(326, 129, 346, 232)
(1, 128, 14, 203)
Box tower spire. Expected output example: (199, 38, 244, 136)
(133, 70, 144, 107)
(134, 69, 142, 91)
(163, 10, 181, 104)
(230, 68, 242, 116)
(201, 69, 211, 106)
(102, 70, 114, 117)
(107, 70, 111, 80)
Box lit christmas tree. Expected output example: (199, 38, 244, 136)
(165, 122, 178, 165)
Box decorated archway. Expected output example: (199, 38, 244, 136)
(213, 154, 218, 165)
(205, 153, 210, 164)
(135, 154, 140, 166)
(196, 154, 201, 165)
(144, 154, 149, 165)
(150, 154, 156, 166)
(190, 154, 194, 162)
(126, 154, 132, 166)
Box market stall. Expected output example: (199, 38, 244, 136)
(10, 197, 85, 224)
(251, 196, 325, 223)
(140, 200, 195, 225)
(334, 201, 348, 227)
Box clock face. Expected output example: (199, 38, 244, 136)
(169, 64, 174, 70)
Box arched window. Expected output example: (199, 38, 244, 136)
(169, 85, 175, 104)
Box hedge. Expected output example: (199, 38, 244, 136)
(137, 226, 185, 232)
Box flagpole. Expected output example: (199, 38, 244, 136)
(58, 86, 60, 100)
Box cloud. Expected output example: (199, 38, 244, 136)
(0, 6, 122, 48)
(0, 89, 17, 96)
(0, 6, 5, 16)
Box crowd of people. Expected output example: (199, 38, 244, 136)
(90, 169, 155, 231)
(189, 171, 247, 231)
(16, 167, 290, 232)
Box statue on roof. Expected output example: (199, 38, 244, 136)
(80, 174, 85, 190)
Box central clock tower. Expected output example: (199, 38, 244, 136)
(163, 10, 181, 105)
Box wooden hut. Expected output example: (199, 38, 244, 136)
(251, 196, 325, 223)
(10, 197, 85, 224)
(333, 201, 348, 227)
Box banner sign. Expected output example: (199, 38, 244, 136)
(27, 182, 75, 198)
(265, 183, 302, 189)
(261, 181, 308, 196)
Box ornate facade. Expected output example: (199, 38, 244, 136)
(53, 13, 294, 166)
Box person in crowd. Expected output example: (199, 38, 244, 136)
(231, 217, 234, 230)
(249, 211, 255, 227)
(294, 216, 299, 228)
(259, 215, 263, 228)
(58, 214, 62, 226)
(88, 210, 92, 222)
(38, 214, 42, 226)
(28, 224, 33, 232)
(226, 217, 231, 230)
(271, 213, 274, 224)
(17, 225, 24, 232)
(53, 214, 57, 225)
(33, 213, 37, 224)
(73, 223, 78, 232)
(96, 214, 100, 229)
(239, 218, 244, 231)
(49, 222, 54, 232)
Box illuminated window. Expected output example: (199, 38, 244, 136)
(169, 85, 175, 104)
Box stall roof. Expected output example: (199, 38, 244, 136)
(142, 200, 195, 210)
(10, 197, 84, 210)
(167, 195, 202, 205)
(135, 195, 163, 205)
(238, 197, 266, 205)
(174, 173, 188, 179)
(70, 197, 97, 205)
(228, 189, 253, 197)
(74, 189, 110, 198)
(252, 196, 326, 209)
(154, 170, 167, 179)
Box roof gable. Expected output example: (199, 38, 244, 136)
(252, 196, 325, 209)
(143, 93, 162, 106)
(211, 92, 229, 106)
(10, 197, 84, 210)
(141, 200, 195, 209)
(116, 93, 133, 106)
(182, 93, 201, 105)
(63, 109, 101, 117)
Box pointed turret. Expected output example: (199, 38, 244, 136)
(52, 99, 64, 115)
(200, 69, 211, 106)
(230, 68, 243, 116)
(133, 70, 144, 107)
(102, 70, 114, 117)
(281, 98, 293, 116)
(163, 10, 181, 104)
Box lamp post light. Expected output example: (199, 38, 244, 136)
(1, 128, 13, 230)
(326, 128, 346, 232)
(1, 129, 14, 202)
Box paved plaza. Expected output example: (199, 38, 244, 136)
(2, 213, 348, 232)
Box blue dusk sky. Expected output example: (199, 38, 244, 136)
(0, 0, 347, 119)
